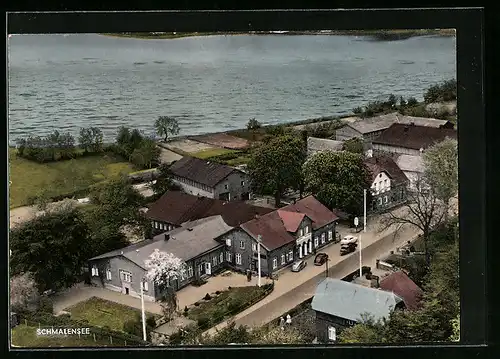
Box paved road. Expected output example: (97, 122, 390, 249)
(204, 221, 420, 335)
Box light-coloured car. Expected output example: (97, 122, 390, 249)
(291, 260, 307, 272)
(340, 235, 358, 245)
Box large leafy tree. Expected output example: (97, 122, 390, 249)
(342, 137, 364, 154)
(247, 133, 306, 207)
(303, 151, 372, 215)
(79, 127, 104, 153)
(150, 163, 181, 200)
(10, 208, 93, 292)
(10, 272, 41, 312)
(130, 138, 161, 169)
(338, 314, 386, 344)
(422, 138, 458, 220)
(155, 116, 180, 142)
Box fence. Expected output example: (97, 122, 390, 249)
(15, 313, 149, 347)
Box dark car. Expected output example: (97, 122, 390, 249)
(340, 242, 357, 256)
(314, 253, 328, 266)
(291, 260, 307, 272)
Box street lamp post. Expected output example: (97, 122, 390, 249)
(354, 217, 362, 278)
(325, 255, 329, 277)
(257, 235, 262, 287)
(140, 278, 147, 341)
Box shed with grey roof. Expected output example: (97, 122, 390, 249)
(312, 278, 404, 342)
(307, 137, 344, 157)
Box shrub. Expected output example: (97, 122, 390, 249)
(228, 286, 232, 290)
(197, 316, 211, 329)
(194, 302, 200, 307)
(352, 107, 363, 114)
(184, 306, 189, 313)
(146, 315, 157, 328)
(215, 290, 221, 295)
(204, 293, 212, 300)
(168, 330, 183, 345)
(192, 278, 207, 287)
(227, 301, 241, 314)
(38, 296, 54, 314)
(406, 97, 418, 106)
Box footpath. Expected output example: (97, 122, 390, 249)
(203, 220, 420, 336)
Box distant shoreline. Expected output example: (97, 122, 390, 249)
(100, 29, 456, 41)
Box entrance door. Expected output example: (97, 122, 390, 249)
(205, 262, 212, 275)
(125, 287, 129, 295)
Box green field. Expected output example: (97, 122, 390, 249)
(66, 297, 155, 332)
(191, 148, 238, 159)
(11, 324, 114, 348)
(8, 149, 135, 209)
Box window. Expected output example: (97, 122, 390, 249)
(198, 263, 203, 274)
(220, 252, 224, 263)
(106, 269, 112, 280)
(240, 241, 245, 249)
(328, 326, 336, 341)
(226, 252, 232, 262)
(226, 238, 232, 247)
(384, 196, 388, 204)
(91, 266, 99, 277)
(272, 258, 278, 269)
(384, 179, 388, 187)
(224, 184, 228, 189)
(121, 271, 132, 283)
(180, 269, 186, 280)
(142, 281, 149, 291)
(305, 226, 309, 234)
(281, 254, 285, 265)
(187, 266, 194, 278)
(375, 182, 379, 191)
(288, 250, 294, 262)
(212, 256, 218, 266)
(328, 230, 333, 240)
(160, 223, 164, 230)
(379, 173, 382, 178)
(236, 253, 242, 265)
(155, 222, 159, 229)
(299, 229, 303, 237)
(241, 181, 245, 186)
(321, 233, 326, 244)
(314, 237, 319, 248)
(378, 197, 383, 205)
(151, 221, 155, 228)
(252, 243, 257, 252)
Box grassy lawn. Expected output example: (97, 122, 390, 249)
(187, 286, 270, 325)
(66, 297, 155, 332)
(191, 148, 238, 159)
(8, 148, 135, 209)
(226, 155, 251, 166)
(11, 324, 114, 348)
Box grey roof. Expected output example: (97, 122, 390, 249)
(89, 215, 232, 267)
(311, 278, 403, 322)
(307, 137, 344, 154)
(395, 154, 425, 173)
(348, 113, 450, 135)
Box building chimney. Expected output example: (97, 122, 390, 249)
(164, 233, 170, 241)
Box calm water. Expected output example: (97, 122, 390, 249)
(8, 34, 456, 143)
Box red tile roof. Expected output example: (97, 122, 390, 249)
(277, 210, 305, 232)
(373, 123, 457, 151)
(364, 155, 409, 185)
(146, 191, 273, 227)
(240, 196, 339, 250)
(169, 156, 240, 187)
(282, 195, 339, 230)
(379, 271, 423, 311)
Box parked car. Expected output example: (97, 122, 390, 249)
(340, 235, 358, 245)
(340, 242, 357, 256)
(314, 253, 329, 266)
(291, 260, 307, 272)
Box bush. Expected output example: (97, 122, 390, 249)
(194, 302, 200, 307)
(215, 290, 221, 295)
(184, 306, 189, 313)
(352, 107, 363, 114)
(406, 97, 418, 106)
(204, 293, 212, 300)
(146, 315, 157, 328)
(192, 278, 207, 287)
(168, 330, 183, 345)
(38, 296, 54, 314)
(424, 79, 457, 103)
(197, 316, 211, 329)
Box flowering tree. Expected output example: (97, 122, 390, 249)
(144, 249, 186, 321)
(10, 272, 40, 312)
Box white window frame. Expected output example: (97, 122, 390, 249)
(187, 266, 194, 278)
(321, 233, 326, 244)
(314, 237, 319, 248)
(240, 241, 245, 249)
(328, 326, 336, 341)
(288, 250, 293, 262)
(91, 266, 99, 277)
(226, 252, 232, 262)
(120, 271, 132, 283)
(212, 256, 218, 266)
(151, 221, 155, 228)
(220, 252, 224, 263)
(180, 268, 186, 281)
(305, 226, 309, 234)
(378, 197, 383, 205)
(299, 228, 303, 237)
(252, 243, 257, 252)
(281, 254, 285, 265)
(241, 181, 245, 186)
(235, 253, 242, 265)
(272, 258, 278, 269)
(155, 222, 159, 229)
(224, 184, 228, 189)
(328, 230, 333, 240)
(142, 281, 149, 291)
(106, 269, 112, 280)
(384, 195, 388, 203)
(226, 238, 232, 247)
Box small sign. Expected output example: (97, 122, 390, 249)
(354, 217, 359, 227)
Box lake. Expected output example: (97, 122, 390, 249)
(7, 34, 456, 143)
